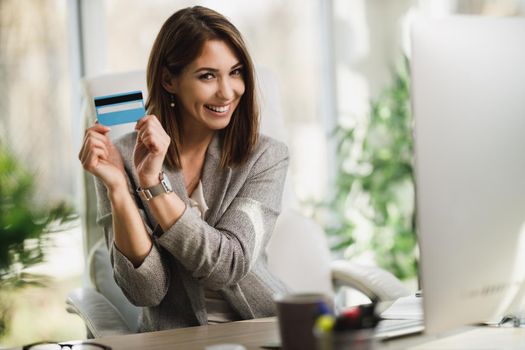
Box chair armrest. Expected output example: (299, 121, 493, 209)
(66, 288, 133, 338)
(331, 260, 411, 302)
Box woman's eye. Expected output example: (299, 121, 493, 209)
(231, 68, 243, 76)
(199, 73, 214, 80)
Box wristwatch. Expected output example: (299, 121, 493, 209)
(137, 171, 173, 201)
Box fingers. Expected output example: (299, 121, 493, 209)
(135, 115, 170, 155)
(82, 137, 109, 158)
(135, 114, 158, 130)
(87, 123, 111, 135)
(80, 145, 108, 173)
(79, 137, 108, 163)
(79, 124, 112, 167)
(84, 128, 110, 146)
(78, 123, 127, 187)
(139, 134, 162, 154)
(135, 115, 148, 130)
(137, 127, 166, 153)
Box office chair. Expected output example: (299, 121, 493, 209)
(66, 69, 410, 338)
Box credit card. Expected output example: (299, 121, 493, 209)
(94, 90, 145, 126)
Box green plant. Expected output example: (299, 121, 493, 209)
(0, 141, 76, 335)
(327, 59, 417, 280)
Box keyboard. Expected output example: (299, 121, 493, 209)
(374, 319, 425, 340)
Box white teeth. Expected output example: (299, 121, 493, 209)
(206, 104, 229, 113)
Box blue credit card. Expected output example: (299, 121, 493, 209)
(94, 90, 146, 126)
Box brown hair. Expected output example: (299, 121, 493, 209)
(146, 6, 259, 169)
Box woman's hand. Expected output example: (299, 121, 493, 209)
(133, 115, 171, 187)
(79, 123, 127, 191)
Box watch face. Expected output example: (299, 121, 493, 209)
(159, 172, 171, 191)
(161, 177, 172, 193)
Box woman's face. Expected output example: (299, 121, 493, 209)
(169, 39, 245, 135)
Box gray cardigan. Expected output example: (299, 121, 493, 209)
(94, 132, 290, 332)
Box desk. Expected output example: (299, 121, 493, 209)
(94, 318, 525, 350)
(14, 318, 525, 350)
(93, 317, 525, 350)
(97, 318, 279, 350)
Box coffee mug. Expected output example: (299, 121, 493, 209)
(274, 293, 331, 350)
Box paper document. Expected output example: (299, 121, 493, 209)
(380, 295, 423, 320)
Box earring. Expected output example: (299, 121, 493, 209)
(170, 94, 176, 108)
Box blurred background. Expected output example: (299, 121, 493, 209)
(1, 0, 524, 347)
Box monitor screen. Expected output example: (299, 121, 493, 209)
(412, 16, 525, 334)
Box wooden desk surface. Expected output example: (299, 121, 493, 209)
(93, 318, 525, 350)
(11, 318, 525, 350)
(97, 317, 279, 350)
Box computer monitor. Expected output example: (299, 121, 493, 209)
(412, 16, 525, 334)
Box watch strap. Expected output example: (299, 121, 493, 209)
(137, 171, 173, 201)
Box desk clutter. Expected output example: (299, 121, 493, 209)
(315, 303, 379, 350)
(274, 293, 379, 350)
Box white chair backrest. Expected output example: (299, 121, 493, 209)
(266, 210, 333, 296)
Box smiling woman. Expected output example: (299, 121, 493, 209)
(145, 7, 259, 172)
(79, 6, 290, 332)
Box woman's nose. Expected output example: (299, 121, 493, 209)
(217, 78, 234, 100)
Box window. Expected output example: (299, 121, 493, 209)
(0, 0, 77, 202)
(0, 0, 85, 346)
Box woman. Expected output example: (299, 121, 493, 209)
(78, 6, 289, 332)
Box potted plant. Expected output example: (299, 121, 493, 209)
(0, 141, 76, 336)
(326, 59, 417, 280)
